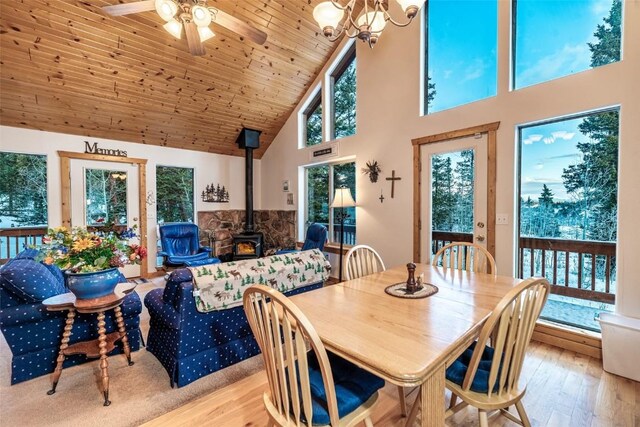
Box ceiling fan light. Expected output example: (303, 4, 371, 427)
(396, 0, 425, 18)
(163, 18, 183, 39)
(313, 2, 344, 32)
(192, 5, 212, 27)
(155, 0, 178, 22)
(198, 26, 216, 42)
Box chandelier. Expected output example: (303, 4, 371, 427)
(313, 0, 426, 48)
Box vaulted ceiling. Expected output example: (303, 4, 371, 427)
(0, 0, 340, 158)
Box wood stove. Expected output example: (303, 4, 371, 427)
(232, 232, 264, 260)
(232, 128, 264, 260)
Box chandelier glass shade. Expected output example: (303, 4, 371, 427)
(155, 0, 217, 42)
(313, 0, 425, 47)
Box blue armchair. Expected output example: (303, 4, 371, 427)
(277, 223, 328, 255)
(158, 223, 213, 268)
(0, 251, 142, 385)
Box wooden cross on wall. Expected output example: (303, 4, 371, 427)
(386, 170, 401, 198)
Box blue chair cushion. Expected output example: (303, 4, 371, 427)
(301, 350, 384, 425)
(275, 249, 297, 255)
(446, 341, 501, 393)
(0, 259, 66, 303)
(184, 257, 221, 267)
(167, 252, 210, 265)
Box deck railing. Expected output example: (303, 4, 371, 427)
(0, 227, 47, 264)
(518, 236, 616, 304)
(316, 223, 356, 246)
(431, 230, 474, 255)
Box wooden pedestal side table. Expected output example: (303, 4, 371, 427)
(43, 283, 137, 406)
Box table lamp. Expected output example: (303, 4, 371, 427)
(330, 187, 356, 282)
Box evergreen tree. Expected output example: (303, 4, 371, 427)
(0, 153, 48, 227)
(306, 103, 322, 146)
(333, 60, 356, 139)
(156, 166, 194, 223)
(452, 150, 474, 233)
(560, 0, 621, 242)
(588, 0, 622, 67)
(431, 155, 455, 231)
(535, 185, 560, 238)
(425, 75, 437, 110)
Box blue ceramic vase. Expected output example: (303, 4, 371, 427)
(65, 267, 121, 299)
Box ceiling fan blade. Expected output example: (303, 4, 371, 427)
(184, 21, 206, 56)
(213, 8, 268, 45)
(102, 0, 155, 16)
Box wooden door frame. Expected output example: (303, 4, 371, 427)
(412, 122, 500, 263)
(58, 151, 149, 278)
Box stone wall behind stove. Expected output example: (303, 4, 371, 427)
(198, 210, 296, 257)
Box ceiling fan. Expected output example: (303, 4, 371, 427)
(102, 0, 268, 56)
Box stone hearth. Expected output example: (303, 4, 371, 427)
(198, 210, 296, 257)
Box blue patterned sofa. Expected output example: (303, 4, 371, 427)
(145, 267, 323, 387)
(0, 250, 143, 384)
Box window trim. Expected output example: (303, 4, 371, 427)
(329, 43, 357, 141)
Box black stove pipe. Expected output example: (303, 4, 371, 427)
(244, 146, 254, 233)
(235, 128, 262, 234)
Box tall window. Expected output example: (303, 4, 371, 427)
(0, 152, 48, 228)
(156, 166, 194, 223)
(513, 0, 622, 89)
(424, 0, 497, 114)
(306, 161, 356, 244)
(303, 90, 323, 147)
(518, 108, 619, 332)
(331, 45, 356, 140)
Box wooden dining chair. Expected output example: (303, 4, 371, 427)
(243, 285, 384, 427)
(344, 245, 386, 281)
(342, 245, 408, 417)
(406, 277, 550, 427)
(432, 242, 497, 275)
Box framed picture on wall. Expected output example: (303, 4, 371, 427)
(286, 193, 294, 205)
(282, 180, 290, 192)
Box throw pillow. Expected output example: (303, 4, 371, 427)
(0, 259, 67, 303)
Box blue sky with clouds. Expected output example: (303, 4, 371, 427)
(427, 0, 618, 200)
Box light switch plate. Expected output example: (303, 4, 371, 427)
(496, 214, 508, 225)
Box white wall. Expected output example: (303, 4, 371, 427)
(261, 2, 640, 318)
(0, 126, 261, 274)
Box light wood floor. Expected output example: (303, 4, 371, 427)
(143, 341, 639, 427)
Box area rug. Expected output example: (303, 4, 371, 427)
(0, 278, 264, 427)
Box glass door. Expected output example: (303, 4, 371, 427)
(420, 134, 488, 263)
(70, 160, 140, 278)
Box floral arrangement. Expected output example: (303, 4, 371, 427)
(38, 226, 147, 273)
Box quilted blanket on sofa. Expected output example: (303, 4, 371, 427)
(188, 249, 330, 312)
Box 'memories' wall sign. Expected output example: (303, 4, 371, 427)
(84, 141, 128, 157)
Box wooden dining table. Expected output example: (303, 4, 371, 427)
(289, 263, 524, 427)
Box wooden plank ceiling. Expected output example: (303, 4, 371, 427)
(0, 0, 339, 158)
